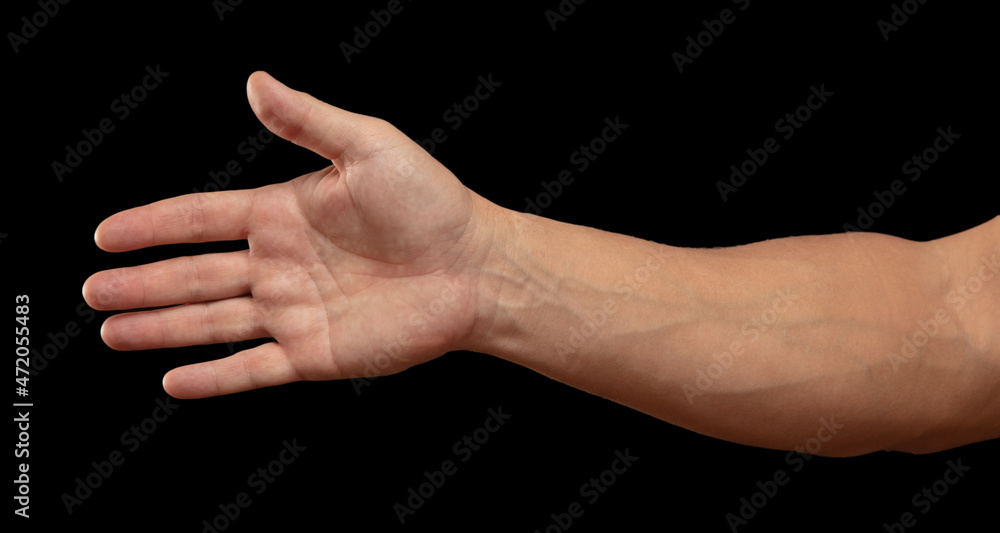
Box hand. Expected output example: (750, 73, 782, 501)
(84, 72, 501, 399)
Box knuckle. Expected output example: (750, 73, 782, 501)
(200, 303, 217, 344)
(185, 256, 203, 301)
(188, 194, 206, 241)
(244, 302, 265, 336)
(239, 352, 259, 390)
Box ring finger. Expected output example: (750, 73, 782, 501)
(84, 250, 251, 311)
(101, 296, 266, 350)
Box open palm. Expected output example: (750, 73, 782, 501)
(84, 72, 499, 398)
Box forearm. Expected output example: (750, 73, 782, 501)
(468, 201, 1000, 456)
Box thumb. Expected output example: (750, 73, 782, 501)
(246, 71, 376, 162)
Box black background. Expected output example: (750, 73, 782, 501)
(6, 0, 998, 531)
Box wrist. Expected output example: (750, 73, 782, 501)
(461, 198, 679, 375)
(935, 216, 1000, 358)
(462, 197, 541, 358)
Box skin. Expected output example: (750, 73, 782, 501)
(83, 71, 999, 457)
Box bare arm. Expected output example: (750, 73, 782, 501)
(468, 207, 1000, 456)
(84, 71, 999, 457)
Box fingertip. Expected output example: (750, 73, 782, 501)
(94, 217, 110, 251)
(161, 372, 174, 397)
(99, 317, 123, 351)
(247, 70, 288, 116)
(162, 369, 188, 399)
(246, 70, 271, 99)
(94, 213, 131, 253)
(163, 365, 215, 400)
(99, 318, 113, 349)
(81, 273, 100, 310)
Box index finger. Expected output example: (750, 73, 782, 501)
(95, 190, 254, 252)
